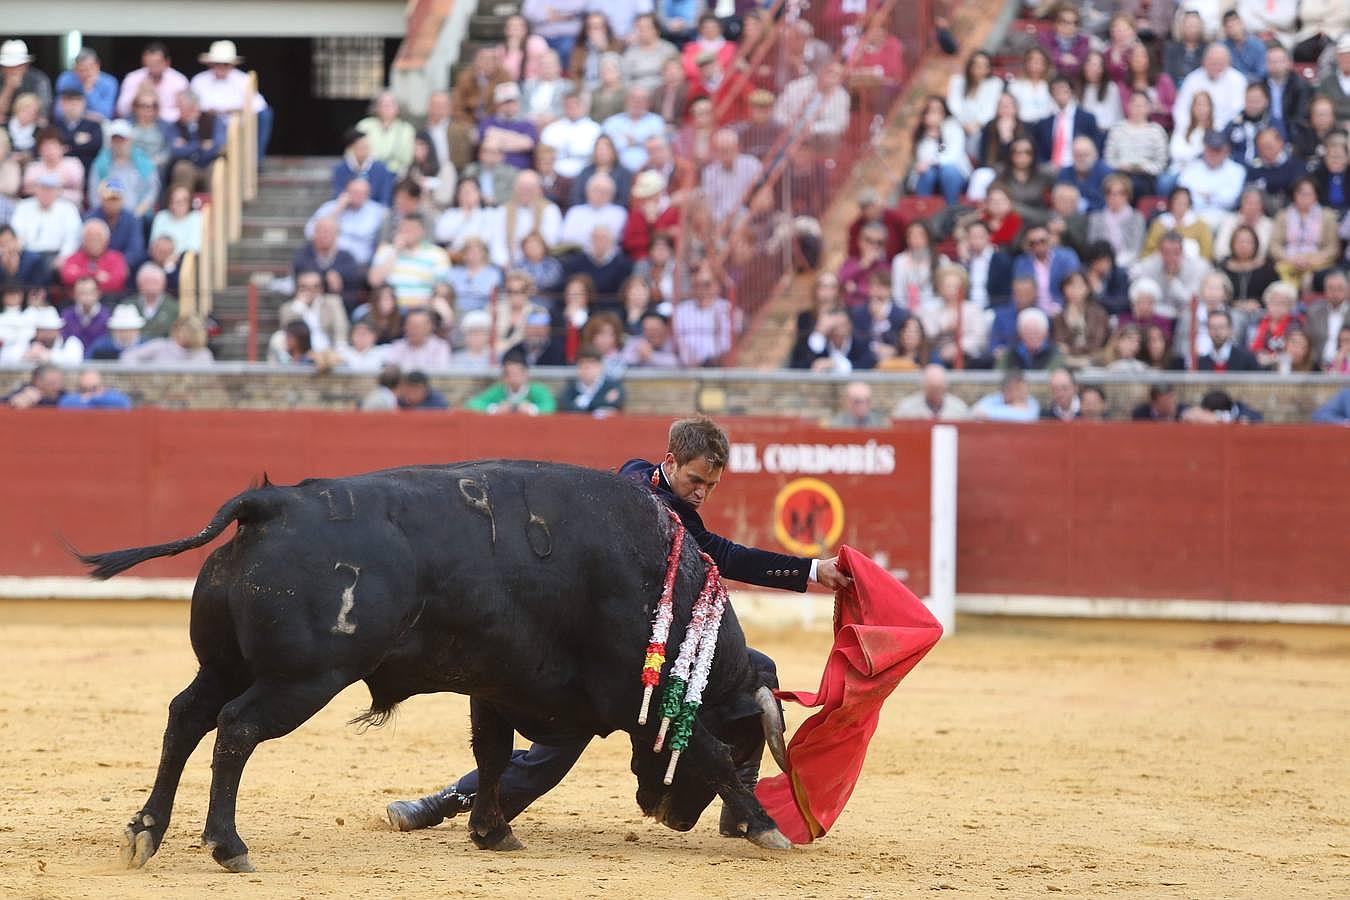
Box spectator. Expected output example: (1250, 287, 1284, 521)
(1055, 137, 1111, 214)
(975, 184, 1024, 252)
(306, 179, 388, 267)
(1269, 178, 1341, 289)
(947, 51, 1004, 146)
(293, 216, 363, 312)
(145, 235, 181, 294)
(624, 15, 678, 93)
(1013, 225, 1080, 315)
(792, 306, 876, 373)
(1249, 281, 1305, 368)
(1220, 224, 1280, 309)
(1, 305, 80, 365)
(892, 363, 970, 420)
(1038, 3, 1091, 79)
(999, 138, 1057, 223)
(1307, 270, 1349, 368)
(1175, 270, 1247, 363)
(491, 268, 547, 356)
(511, 307, 566, 366)
(164, 90, 225, 192)
(0, 131, 19, 197)
(2, 363, 65, 408)
(1175, 46, 1248, 139)
(773, 61, 850, 144)
(921, 265, 989, 368)
(588, 53, 629, 124)
(1104, 91, 1169, 201)
(1195, 307, 1260, 371)
(1227, 83, 1284, 169)
(1162, 11, 1208, 86)
(1161, 90, 1216, 195)
(0, 40, 51, 121)
(334, 319, 387, 372)
(357, 365, 401, 410)
(851, 270, 909, 364)
(622, 310, 680, 369)
(1132, 232, 1212, 322)
(1051, 270, 1109, 365)
(86, 303, 146, 360)
(274, 269, 350, 355)
(1316, 36, 1350, 124)
(60, 219, 128, 295)
(1177, 131, 1245, 232)
(958, 218, 1014, 308)
(632, 229, 679, 304)
(972, 369, 1040, 422)
(1237, 0, 1297, 49)
(150, 184, 203, 256)
(540, 88, 602, 181)
(998, 306, 1064, 371)
(87, 122, 159, 222)
(618, 274, 656, 335)
(127, 263, 178, 339)
(651, 56, 690, 129)
(0, 225, 45, 287)
(907, 96, 971, 205)
(1220, 10, 1266, 80)
(564, 225, 632, 301)
(6, 92, 42, 160)
(672, 268, 736, 367)
(1043, 182, 1089, 260)
(603, 87, 665, 173)
(1118, 42, 1176, 131)
(128, 90, 170, 170)
(352, 91, 413, 177)
(369, 214, 450, 310)
(570, 11, 619, 89)
(352, 285, 403, 344)
(467, 348, 557, 414)
(498, 13, 549, 83)
(489, 171, 560, 266)
(700, 129, 761, 225)
(828, 381, 888, 429)
(269, 320, 319, 367)
(621, 170, 679, 262)
(557, 345, 624, 415)
(1248, 124, 1308, 210)
(655, 0, 700, 47)
(55, 276, 109, 352)
(116, 43, 188, 122)
(448, 48, 510, 171)
(570, 133, 632, 209)
(891, 220, 948, 313)
(560, 173, 627, 247)
(191, 41, 272, 160)
(1143, 187, 1214, 261)
(119, 315, 214, 365)
(395, 370, 449, 410)
(423, 90, 455, 175)
(1311, 134, 1348, 209)
(453, 309, 494, 371)
(22, 129, 84, 206)
(972, 94, 1032, 189)
(479, 83, 539, 173)
(444, 236, 502, 316)
(404, 136, 454, 213)
(1039, 367, 1080, 421)
(12, 173, 82, 270)
(1311, 388, 1350, 424)
(53, 91, 102, 170)
(516, 229, 564, 302)
(1077, 51, 1122, 132)
(333, 129, 397, 207)
(1087, 174, 1145, 268)
(1279, 325, 1320, 373)
(1008, 47, 1054, 124)
(54, 48, 117, 123)
(1131, 382, 1186, 421)
(836, 222, 894, 308)
(1214, 187, 1273, 265)
(434, 178, 501, 257)
(1074, 383, 1105, 420)
(1262, 45, 1308, 133)
(384, 308, 453, 371)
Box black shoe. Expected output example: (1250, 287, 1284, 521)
(387, 787, 473, 832)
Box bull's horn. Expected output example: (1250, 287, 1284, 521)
(755, 686, 789, 773)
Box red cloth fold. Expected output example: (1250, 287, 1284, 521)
(755, 545, 943, 843)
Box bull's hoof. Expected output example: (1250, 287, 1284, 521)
(718, 803, 749, 837)
(747, 828, 793, 851)
(470, 824, 524, 852)
(216, 853, 256, 873)
(119, 825, 158, 869)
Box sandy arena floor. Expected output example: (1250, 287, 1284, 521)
(0, 600, 1347, 899)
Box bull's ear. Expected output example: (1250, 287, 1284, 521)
(755, 686, 789, 773)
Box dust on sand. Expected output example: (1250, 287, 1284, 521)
(1, 600, 1347, 899)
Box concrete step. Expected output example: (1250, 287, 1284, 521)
(242, 217, 307, 241)
(469, 15, 507, 42)
(245, 196, 331, 218)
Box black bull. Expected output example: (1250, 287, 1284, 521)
(78, 461, 792, 873)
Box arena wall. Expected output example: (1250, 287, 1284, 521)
(4, 411, 1346, 615)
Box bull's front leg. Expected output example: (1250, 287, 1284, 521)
(465, 697, 524, 851)
(684, 722, 792, 851)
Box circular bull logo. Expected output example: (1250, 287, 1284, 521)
(772, 478, 844, 557)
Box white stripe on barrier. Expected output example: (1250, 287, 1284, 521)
(956, 594, 1350, 626)
(0, 576, 196, 601)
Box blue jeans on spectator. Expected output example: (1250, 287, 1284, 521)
(914, 164, 966, 205)
(1156, 169, 1181, 198)
(257, 105, 274, 162)
(543, 35, 578, 69)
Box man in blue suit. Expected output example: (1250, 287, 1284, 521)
(386, 417, 852, 837)
(1011, 225, 1081, 314)
(1033, 76, 1100, 168)
(959, 219, 1013, 307)
(331, 128, 397, 207)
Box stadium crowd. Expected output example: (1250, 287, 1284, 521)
(3, 0, 1349, 423)
(818, 0, 1350, 417)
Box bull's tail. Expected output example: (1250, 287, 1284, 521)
(74, 491, 261, 580)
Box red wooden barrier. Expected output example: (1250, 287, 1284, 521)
(0, 411, 930, 594)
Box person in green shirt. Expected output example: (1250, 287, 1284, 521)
(465, 348, 556, 415)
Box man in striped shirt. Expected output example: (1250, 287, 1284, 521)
(367, 215, 449, 310)
(672, 267, 738, 367)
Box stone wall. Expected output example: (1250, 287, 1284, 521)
(3, 363, 1345, 423)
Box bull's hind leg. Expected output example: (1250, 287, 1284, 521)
(199, 673, 350, 872)
(465, 697, 524, 851)
(121, 666, 244, 869)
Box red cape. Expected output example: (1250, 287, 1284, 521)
(754, 545, 943, 843)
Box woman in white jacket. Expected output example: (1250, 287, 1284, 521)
(907, 96, 972, 205)
(946, 51, 1005, 153)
